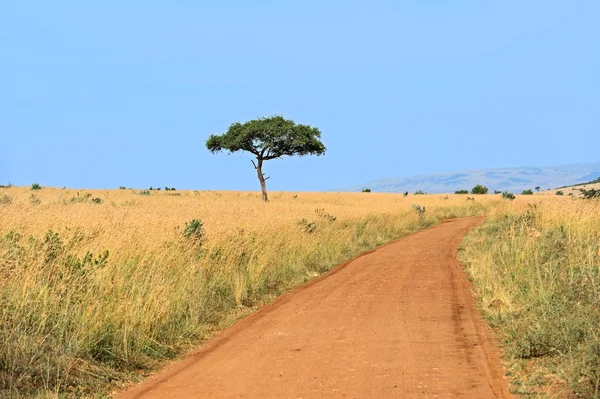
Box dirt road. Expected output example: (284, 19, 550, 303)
(119, 216, 511, 398)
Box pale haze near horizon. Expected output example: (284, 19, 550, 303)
(1, 1, 598, 191)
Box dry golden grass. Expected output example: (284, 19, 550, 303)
(461, 196, 600, 397)
(537, 182, 600, 196)
(0, 187, 498, 398)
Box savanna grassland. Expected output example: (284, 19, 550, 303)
(461, 197, 600, 398)
(0, 187, 491, 398)
(1, 187, 598, 398)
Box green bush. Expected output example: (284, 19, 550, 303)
(455, 189, 469, 194)
(361, 188, 371, 193)
(139, 190, 151, 196)
(403, 191, 408, 197)
(556, 190, 564, 196)
(414, 190, 426, 195)
(502, 191, 516, 200)
(471, 185, 489, 195)
(183, 219, 205, 242)
(522, 189, 534, 195)
(580, 188, 600, 199)
(31, 183, 42, 190)
(91, 197, 103, 204)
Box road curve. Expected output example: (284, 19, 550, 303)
(119, 216, 512, 399)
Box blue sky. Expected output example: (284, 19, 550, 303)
(1, 1, 598, 191)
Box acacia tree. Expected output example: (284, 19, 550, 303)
(206, 116, 326, 201)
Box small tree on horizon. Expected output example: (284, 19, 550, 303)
(535, 186, 541, 192)
(206, 116, 326, 201)
(471, 185, 488, 195)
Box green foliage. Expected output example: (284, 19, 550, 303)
(206, 115, 326, 159)
(91, 197, 103, 204)
(580, 188, 600, 199)
(535, 186, 541, 192)
(0, 182, 12, 188)
(31, 183, 42, 190)
(297, 218, 317, 233)
(139, 190, 151, 196)
(414, 190, 426, 195)
(521, 189, 534, 195)
(502, 191, 516, 200)
(119, 186, 126, 190)
(183, 219, 205, 242)
(494, 190, 501, 194)
(361, 188, 371, 193)
(455, 189, 469, 194)
(403, 191, 408, 197)
(556, 190, 564, 196)
(165, 187, 176, 191)
(471, 185, 489, 195)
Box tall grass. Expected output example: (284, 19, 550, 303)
(0, 187, 493, 398)
(460, 198, 600, 398)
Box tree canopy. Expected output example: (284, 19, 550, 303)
(206, 116, 325, 159)
(471, 185, 489, 195)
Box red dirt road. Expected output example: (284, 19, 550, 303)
(119, 217, 511, 398)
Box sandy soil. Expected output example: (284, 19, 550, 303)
(118, 217, 511, 399)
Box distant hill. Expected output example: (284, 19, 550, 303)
(343, 162, 600, 193)
(537, 177, 600, 197)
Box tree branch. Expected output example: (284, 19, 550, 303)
(251, 159, 257, 169)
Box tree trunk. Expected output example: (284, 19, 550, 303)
(256, 158, 268, 202)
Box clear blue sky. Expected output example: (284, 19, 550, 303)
(2, 1, 598, 191)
